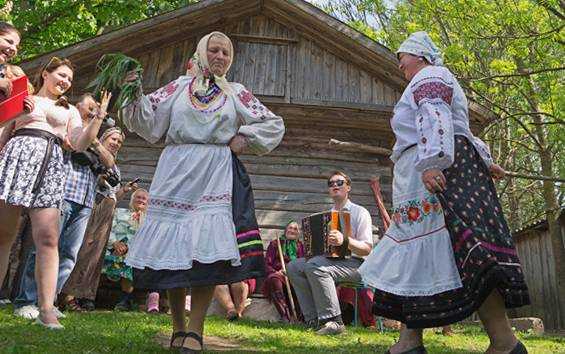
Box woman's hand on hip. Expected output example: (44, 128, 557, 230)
(422, 168, 446, 193)
(229, 134, 248, 155)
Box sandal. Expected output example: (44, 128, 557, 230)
(170, 331, 187, 349)
(180, 332, 203, 353)
(510, 341, 528, 354)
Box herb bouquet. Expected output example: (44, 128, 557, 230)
(87, 53, 143, 125)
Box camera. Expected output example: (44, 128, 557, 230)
(91, 163, 121, 187)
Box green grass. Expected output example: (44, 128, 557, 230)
(1, 306, 564, 353)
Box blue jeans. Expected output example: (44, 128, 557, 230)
(14, 200, 92, 308)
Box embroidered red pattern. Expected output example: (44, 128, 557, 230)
(413, 81, 453, 106)
(148, 81, 180, 111)
(237, 88, 271, 120)
(149, 193, 232, 211)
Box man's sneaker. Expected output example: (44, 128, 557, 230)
(0, 298, 11, 306)
(79, 299, 95, 311)
(315, 321, 346, 335)
(14, 305, 40, 320)
(114, 298, 134, 312)
(53, 307, 66, 319)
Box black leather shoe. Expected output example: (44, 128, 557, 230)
(510, 341, 528, 354)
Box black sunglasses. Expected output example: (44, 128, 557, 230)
(327, 179, 346, 187)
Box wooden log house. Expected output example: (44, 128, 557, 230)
(20, 0, 492, 246)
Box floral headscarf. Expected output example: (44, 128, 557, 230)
(186, 31, 234, 96)
(397, 31, 443, 66)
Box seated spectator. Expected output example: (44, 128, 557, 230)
(102, 188, 148, 311)
(213, 279, 256, 321)
(262, 221, 304, 322)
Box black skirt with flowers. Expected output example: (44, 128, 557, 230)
(371, 136, 530, 328)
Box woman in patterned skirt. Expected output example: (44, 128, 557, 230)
(0, 56, 107, 329)
(359, 32, 529, 354)
(121, 31, 284, 352)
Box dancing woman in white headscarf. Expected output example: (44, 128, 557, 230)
(121, 32, 285, 353)
(359, 32, 529, 354)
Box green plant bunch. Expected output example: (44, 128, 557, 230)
(87, 53, 143, 124)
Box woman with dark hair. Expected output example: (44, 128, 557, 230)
(359, 32, 529, 354)
(0, 56, 105, 329)
(262, 221, 304, 323)
(122, 31, 284, 352)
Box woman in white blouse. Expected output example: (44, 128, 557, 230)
(121, 32, 284, 352)
(0, 57, 106, 329)
(359, 32, 528, 354)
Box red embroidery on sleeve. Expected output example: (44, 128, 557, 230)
(413, 81, 453, 106)
(148, 81, 180, 111)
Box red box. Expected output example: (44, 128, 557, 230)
(0, 76, 30, 124)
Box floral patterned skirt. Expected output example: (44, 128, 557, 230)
(0, 135, 65, 209)
(102, 252, 133, 282)
(360, 136, 529, 328)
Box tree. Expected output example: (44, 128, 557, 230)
(0, 0, 198, 60)
(320, 0, 564, 230)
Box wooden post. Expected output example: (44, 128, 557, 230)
(369, 176, 391, 230)
(276, 233, 298, 321)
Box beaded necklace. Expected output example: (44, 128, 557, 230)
(188, 76, 227, 115)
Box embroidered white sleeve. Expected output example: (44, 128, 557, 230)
(232, 83, 285, 155)
(121, 77, 185, 144)
(412, 77, 455, 172)
(471, 136, 494, 167)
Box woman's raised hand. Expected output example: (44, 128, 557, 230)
(97, 90, 112, 120)
(123, 70, 139, 84)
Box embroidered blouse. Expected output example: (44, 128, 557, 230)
(390, 66, 493, 171)
(121, 75, 285, 154)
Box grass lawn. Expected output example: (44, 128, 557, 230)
(1, 306, 564, 353)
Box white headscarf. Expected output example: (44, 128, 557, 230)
(186, 31, 234, 95)
(397, 31, 443, 66)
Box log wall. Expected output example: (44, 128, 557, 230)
(511, 216, 565, 331)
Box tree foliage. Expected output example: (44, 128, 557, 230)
(321, 0, 564, 230)
(0, 0, 198, 60)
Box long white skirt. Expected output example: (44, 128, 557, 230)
(359, 147, 462, 296)
(126, 144, 240, 270)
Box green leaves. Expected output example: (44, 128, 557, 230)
(86, 53, 143, 125)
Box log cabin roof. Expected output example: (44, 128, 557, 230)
(19, 0, 493, 127)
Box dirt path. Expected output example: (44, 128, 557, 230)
(155, 331, 259, 352)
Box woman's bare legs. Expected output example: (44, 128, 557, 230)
(213, 284, 237, 316)
(478, 291, 518, 354)
(0, 201, 22, 288)
(120, 278, 134, 293)
(187, 286, 215, 350)
(388, 325, 424, 354)
(29, 207, 61, 325)
(230, 281, 249, 317)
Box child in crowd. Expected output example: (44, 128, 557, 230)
(102, 188, 149, 311)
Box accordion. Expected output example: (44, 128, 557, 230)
(301, 210, 352, 259)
